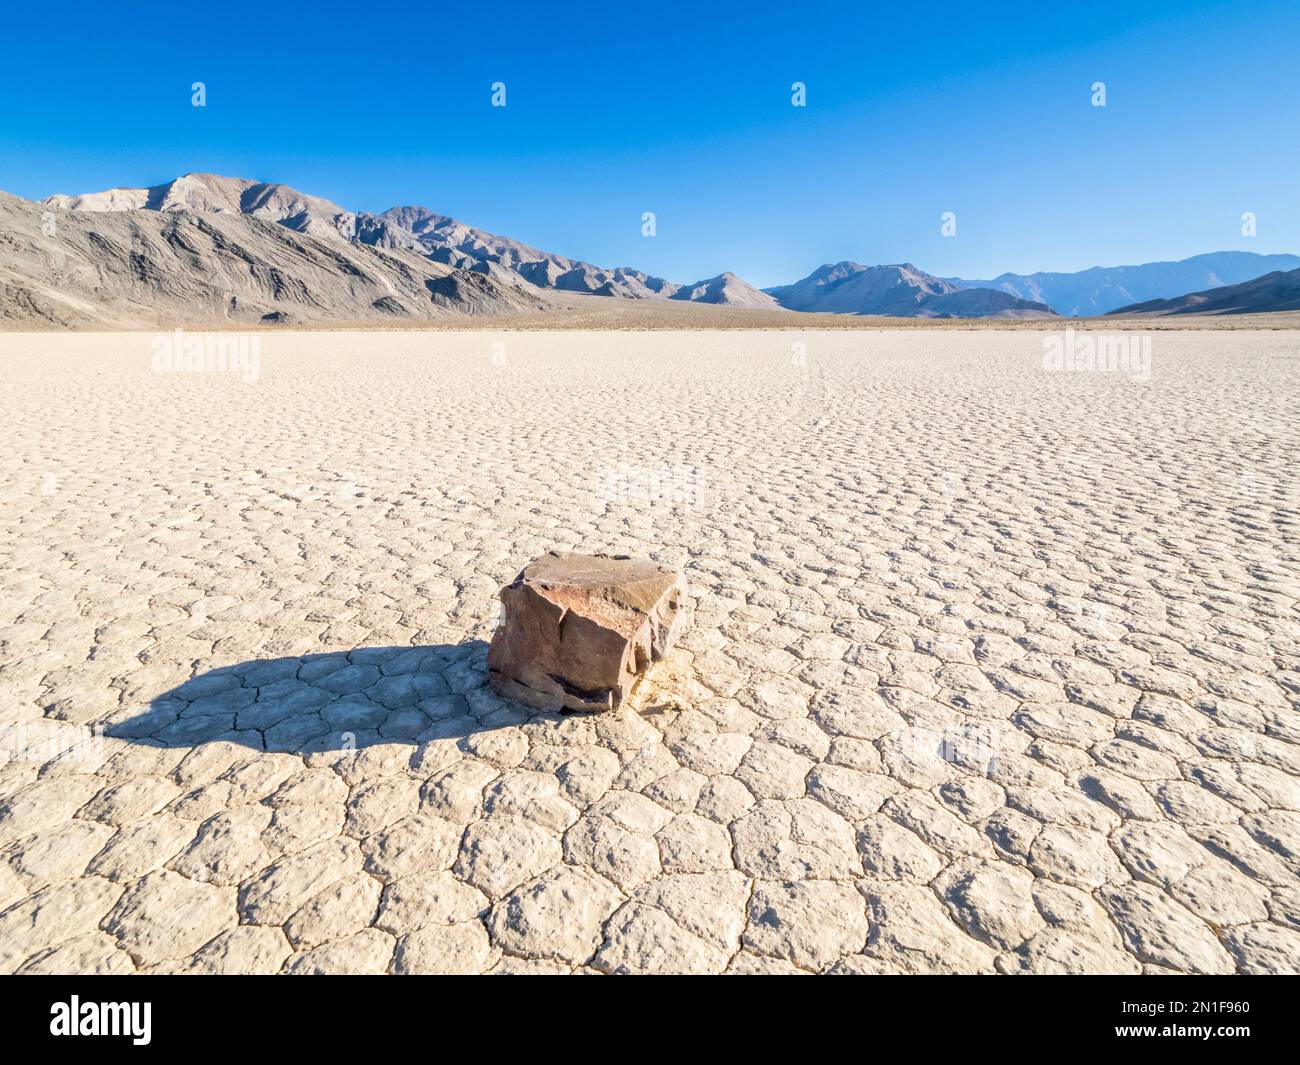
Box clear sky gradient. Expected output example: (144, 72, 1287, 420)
(2, 0, 1295, 286)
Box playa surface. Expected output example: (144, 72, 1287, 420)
(1, 327, 1297, 974)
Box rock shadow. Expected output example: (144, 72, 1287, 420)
(110, 641, 533, 753)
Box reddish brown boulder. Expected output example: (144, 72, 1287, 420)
(487, 552, 687, 712)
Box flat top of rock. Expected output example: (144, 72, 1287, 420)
(514, 552, 682, 622)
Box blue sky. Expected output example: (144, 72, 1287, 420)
(2, 0, 1295, 286)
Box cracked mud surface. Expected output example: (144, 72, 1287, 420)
(1, 328, 1298, 974)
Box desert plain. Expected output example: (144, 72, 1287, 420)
(0, 326, 1297, 974)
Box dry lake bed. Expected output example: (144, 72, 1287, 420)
(0, 327, 1297, 974)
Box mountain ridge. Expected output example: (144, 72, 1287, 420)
(765, 261, 1055, 319)
(32, 173, 1048, 318)
(0, 187, 545, 327)
(1107, 267, 1300, 317)
(948, 251, 1300, 316)
(10, 172, 1299, 325)
(39, 173, 773, 310)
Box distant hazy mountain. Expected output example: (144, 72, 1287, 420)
(41, 173, 772, 309)
(951, 251, 1300, 317)
(1108, 267, 1300, 316)
(765, 262, 1055, 319)
(0, 188, 543, 327)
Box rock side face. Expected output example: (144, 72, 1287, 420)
(487, 552, 686, 712)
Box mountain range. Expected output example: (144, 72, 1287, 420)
(21, 173, 779, 324)
(1107, 267, 1300, 316)
(1, 171, 1296, 326)
(764, 261, 1052, 318)
(0, 186, 545, 327)
(950, 251, 1300, 317)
